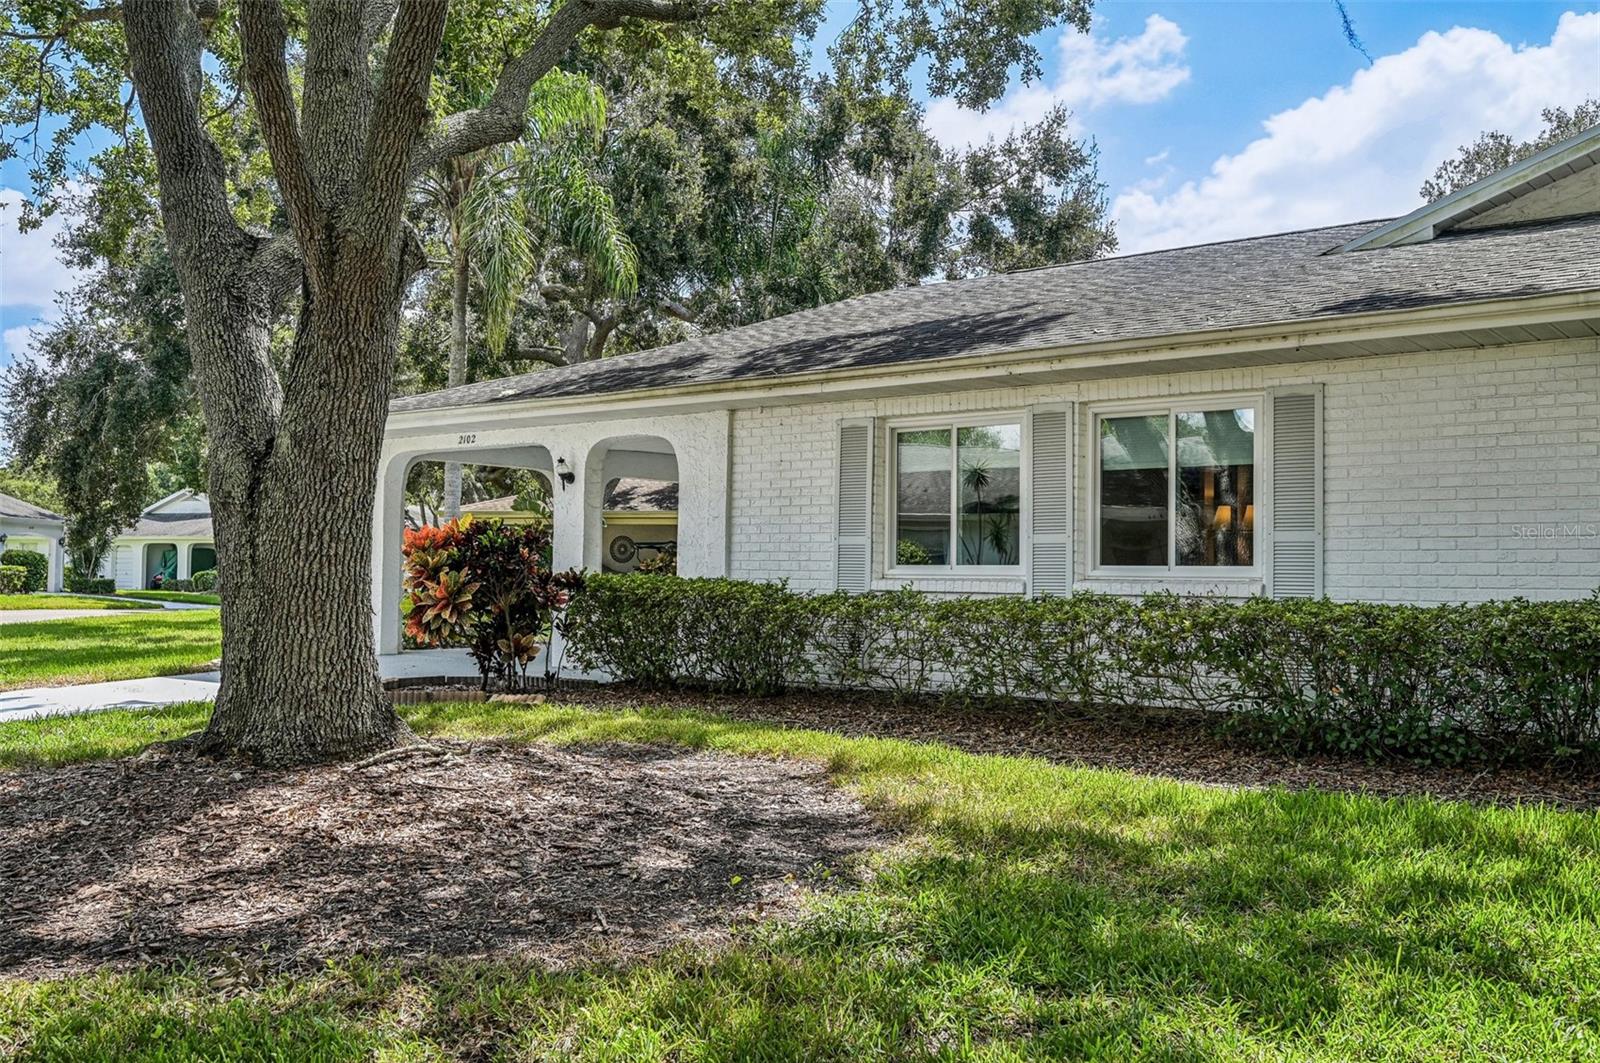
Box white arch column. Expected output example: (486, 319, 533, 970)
(672, 410, 731, 578)
(372, 449, 413, 655)
(371, 408, 734, 672)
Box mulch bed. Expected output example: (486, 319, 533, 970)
(0, 740, 888, 980)
(557, 686, 1600, 811)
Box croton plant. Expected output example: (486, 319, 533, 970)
(402, 519, 583, 685)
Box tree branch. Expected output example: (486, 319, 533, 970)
(122, 1, 245, 259)
(350, 0, 450, 266)
(503, 344, 569, 368)
(359, 0, 399, 52)
(658, 297, 695, 323)
(239, 0, 329, 287)
(409, 0, 703, 179)
(251, 231, 305, 316)
(303, 0, 371, 207)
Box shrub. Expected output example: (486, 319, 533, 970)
(402, 518, 581, 685)
(0, 565, 27, 593)
(560, 576, 1600, 765)
(65, 569, 115, 595)
(191, 569, 219, 591)
(561, 575, 812, 695)
(0, 549, 49, 593)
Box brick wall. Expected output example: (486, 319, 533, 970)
(728, 338, 1600, 603)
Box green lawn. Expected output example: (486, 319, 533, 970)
(116, 590, 221, 606)
(0, 594, 156, 611)
(2, 698, 1597, 1060)
(0, 611, 221, 691)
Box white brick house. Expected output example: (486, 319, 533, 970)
(374, 128, 1600, 659)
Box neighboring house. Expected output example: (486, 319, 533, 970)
(101, 490, 217, 590)
(372, 127, 1600, 657)
(421, 478, 680, 573)
(0, 492, 65, 592)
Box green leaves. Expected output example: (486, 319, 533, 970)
(564, 576, 1600, 766)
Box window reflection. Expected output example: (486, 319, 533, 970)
(957, 424, 1021, 566)
(1175, 409, 1254, 567)
(895, 428, 950, 565)
(1099, 415, 1169, 566)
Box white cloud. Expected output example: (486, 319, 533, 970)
(1112, 11, 1600, 253)
(3, 324, 39, 364)
(0, 186, 84, 314)
(925, 15, 1190, 148)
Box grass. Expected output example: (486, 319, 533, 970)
(0, 594, 157, 611)
(0, 611, 221, 691)
(117, 590, 221, 606)
(2, 698, 1599, 1060)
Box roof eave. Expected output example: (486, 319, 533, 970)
(384, 288, 1600, 434)
(1336, 124, 1600, 252)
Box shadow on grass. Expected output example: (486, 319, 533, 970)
(3, 698, 1597, 1059)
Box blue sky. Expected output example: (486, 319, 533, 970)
(3, 1, 1598, 371)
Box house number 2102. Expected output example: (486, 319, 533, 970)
(458, 434, 477, 445)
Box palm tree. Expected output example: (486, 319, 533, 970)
(418, 71, 637, 517)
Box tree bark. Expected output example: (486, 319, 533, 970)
(118, 0, 695, 765)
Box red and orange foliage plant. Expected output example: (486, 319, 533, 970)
(401, 518, 583, 684)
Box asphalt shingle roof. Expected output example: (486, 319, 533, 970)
(0, 492, 62, 523)
(127, 512, 214, 538)
(392, 214, 1600, 414)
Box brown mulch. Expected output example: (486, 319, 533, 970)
(0, 740, 888, 980)
(555, 686, 1600, 811)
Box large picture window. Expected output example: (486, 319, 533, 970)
(892, 419, 1023, 570)
(1096, 402, 1257, 571)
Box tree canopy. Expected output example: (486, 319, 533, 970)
(1421, 99, 1600, 202)
(0, 0, 1106, 762)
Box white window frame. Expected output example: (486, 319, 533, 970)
(1089, 393, 1265, 578)
(884, 411, 1030, 578)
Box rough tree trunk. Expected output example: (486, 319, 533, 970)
(441, 237, 469, 518)
(200, 285, 410, 762)
(118, 0, 695, 764)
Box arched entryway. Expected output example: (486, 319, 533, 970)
(143, 542, 178, 587)
(589, 436, 679, 575)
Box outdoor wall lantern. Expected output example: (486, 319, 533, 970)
(556, 457, 576, 489)
(0, 533, 8, 548)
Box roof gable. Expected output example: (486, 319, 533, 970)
(0, 491, 63, 523)
(1338, 124, 1600, 252)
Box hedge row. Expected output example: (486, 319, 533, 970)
(560, 575, 1600, 765)
(65, 570, 115, 595)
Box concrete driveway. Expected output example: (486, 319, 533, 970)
(0, 649, 486, 724)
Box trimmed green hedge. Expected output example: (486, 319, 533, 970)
(560, 575, 1600, 765)
(0, 565, 27, 593)
(65, 570, 116, 595)
(0, 549, 48, 593)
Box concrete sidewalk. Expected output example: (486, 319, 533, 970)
(0, 649, 484, 725)
(0, 609, 137, 624)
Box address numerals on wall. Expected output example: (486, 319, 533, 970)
(457, 434, 478, 446)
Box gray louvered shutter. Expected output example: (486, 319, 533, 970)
(1028, 404, 1073, 597)
(835, 419, 874, 592)
(1266, 386, 1323, 598)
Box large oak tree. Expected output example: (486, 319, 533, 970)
(1, 0, 1090, 763)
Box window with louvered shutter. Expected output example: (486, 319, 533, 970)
(1028, 405, 1072, 596)
(835, 419, 873, 591)
(1267, 386, 1323, 599)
